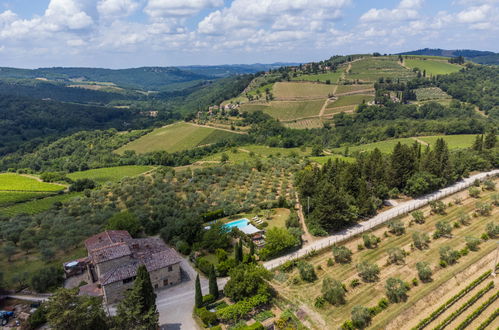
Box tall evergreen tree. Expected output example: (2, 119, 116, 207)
(208, 265, 219, 299)
(235, 239, 243, 263)
(472, 135, 483, 152)
(116, 265, 159, 330)
(195, 274, 202, 308)
(484, 130, 496, 149)
(390, 143, 416, 189)
(249, 240, 255, 257)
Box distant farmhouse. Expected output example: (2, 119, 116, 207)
(65, 230, 182, 304)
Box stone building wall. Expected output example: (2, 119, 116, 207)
(149, 263, 181, 289)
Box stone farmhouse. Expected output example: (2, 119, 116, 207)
(76, 230, 182, 304)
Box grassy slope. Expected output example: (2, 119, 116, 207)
(291, 71, 343, 83)
(0, 191, 53, 206)
(327, 94, 374, 108)
(404, 59, 462, 75)
(331, 138, 418, 154)
(67, 165, 155, 184)
(271, 185, 498, 328)
(348, 58, 416, 82)
(336, 84, 374, 94)
(418, 134, 477, 149)
(115, 122, 239, 154)
(0, 173, 64, 192)
(0, 192, 81, 217)
(273, 82, 336, 99)
(201, 145, 311, 163)
(240, 100, 324, 121)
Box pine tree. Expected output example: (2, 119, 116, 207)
(116, 265, 159, 330)
(484, 130, 496, 149)
(195, 274, 202, 308)
(390, 143, 416, 189)
(208, 265, 219, 299)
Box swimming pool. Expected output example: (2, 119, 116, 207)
(224, 218, 249, 230)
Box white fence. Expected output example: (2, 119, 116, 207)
(264, 169, 499, 270)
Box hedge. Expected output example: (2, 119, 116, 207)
(476, 307, 499, 330)
(455, 290, 499, 330)
(432, 281, 494, 330)
(411, 270, 491, 330)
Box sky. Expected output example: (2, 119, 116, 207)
(0, 0, 498, 68)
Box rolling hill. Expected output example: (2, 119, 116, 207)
(399, 48, 499, 65)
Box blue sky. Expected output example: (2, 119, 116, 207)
(0, 0, 498, 68)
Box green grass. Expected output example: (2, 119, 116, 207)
(201, 145, 311, 163)
(327, 94, 374, 108)
(309, 155, 356, 164)
(348, 58, 416, 82)
(273, 82, 336, 99)
(67, 165, 155, 184)
(284, 118, 326, 129)
(0, 192, 81, 216)
(418, 135, 477, 150)
(0, 173, 65, 192)
(115, 122, 239, 154)
(404, 59, 462, 75)
(336, 84, 374, 95)
(291, 71, 343, 84)
(414, 87, 451, 101)
(240, 100, 324, 121)
(331, 138, 418, 154)
(0, 191, 54, 206)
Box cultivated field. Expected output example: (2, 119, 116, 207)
(0, 173, 64, 192)
(418, 135, 477, 150)
(336, 84, 375, 95)
(327, 94, 374, 108)
(273, 82, 336, 100)
(348, 58, 416, 82)
(201, 145, 311, 164)
(308, 155, 356, 164)
(67, 165, 155, 184)
(240, 100, 324, 121)
(284, 118, 326, 129)
(115, 122, 239, 154)
(0, 192, 81, 217)
(291, 71, 343, 84)
(331, 138, 418, 154)
(271, 182, 499, 329)
(404, 59, 462, 75)
(414, 87, 451, 101)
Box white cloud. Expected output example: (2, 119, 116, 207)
(456, 4, 489, 22)
(360, 0, 422, 22)
(144, 0, 223, 18)
(97, 0, 140, 18)
(44, 0, 95, 30)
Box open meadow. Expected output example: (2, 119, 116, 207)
(0, 173, 64, 192)
(404, 58, 462, 75)
(291, 71, 343, 84)
(0, 192, 81, 217)
(418, 134, 477, 150)
(115, 122, 239, 154)
(273, 82, 336, 100)
(271, 180, 499, 329)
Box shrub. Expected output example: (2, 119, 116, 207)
(439, 246, 460, 265)
(203, 294, 216, 305)
(412, 278, 419, 286)
(491, 193, 499, 206)
(351, 305, 371, 329)
(297, 261, 317, 282)
(385, 278, 409, 303)
(350, 278, 361, 288)
(416, 262, 432, 282)
(356, 261, 380, 282)
(387, 219, 405, 235)
(483, 179, 495, 191)
(475, 202, 492, 216)
(485, 222, 499, 238)
(327, 258, 334, 267)
(411, 211, 425, 224)
(322, 277, 346, 305)
(253, 310, 274, 322)
(196, 257, 213, 275)
(69, 178, 96, 192)
(429, 200, 446, 215)
(332, 245, 352, 264)
(457, 211, 471, 226)
(357, 244, 365, 251)
(468, 187, 480, 198)
(314, 296, 326, 308)
(465, 236, 481, 251)
(30, 266, 64, 292)
(387, 248, 406, 265)
(27, 303, 48, 329)
(434, 220, 452, 238)
(279, 260, 295, 272)
(412, 232, 430, 250)
(196, 307, 218, 327)
(362, 233, 380, 249)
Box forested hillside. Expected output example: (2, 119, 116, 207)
(399, 48, 499, 65)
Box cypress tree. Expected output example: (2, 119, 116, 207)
(208, 265, 219, 299)
(484, 130, 496, 149)
(116, 265, 159, 329)
(472, 135, 483, 152)
(249, 240, 255, 256)
(235, 239, 243, 263)
(195, 274, 202, 308)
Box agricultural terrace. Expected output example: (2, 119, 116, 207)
(0, 192, 81, 217)
(335, 84, 375, 95)
(404, 58, 462, 75)
(0, 173, 64, 192)
(271, 179, 499, 329)
(115, 122, 239, 154)
(418, 135, 477, 150)
(201, 145, 311, 164)
(323, 94, 374, 116)
(331, 138, 419, 154)
(308, 155, 356, 165)
(291, 71, 343, 84)
(284, 118, 326, 129)
(240, 100, 324, 121)
(272, 82, 336, 100)
(348, 57, 416, 82)
(67, 165, 155, 184)
(414, 87, 451, 101)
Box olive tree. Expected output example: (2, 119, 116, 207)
(322, 277, 346, 305)
(416, 262, 432, 282)
(387, 248, 406, 265)
(385, 278, 409, 303)
(412, 232, 430, 250)
(356, 261, 380, 282)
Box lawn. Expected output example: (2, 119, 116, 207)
(0, 173, 65, 192)
(115, 122, 239, 154)
(67, 165, 155, 184)
(414, 87, 451, 101)
(240, 100, 324, 121)
(327, 94, 374, 108)
(273, 82, 336, 100)
(0, 192, 82, 217)
(335, 84, 374, 95)
(418, 135, 477, 150)
(271, 184, 499, 328)
(291, 71, 343, 84)
(348, 58, 416, 82)
(404, 59, 462, 75)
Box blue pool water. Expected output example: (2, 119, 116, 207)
(224, 218, 249, 230)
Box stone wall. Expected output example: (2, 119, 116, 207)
(149, 263, 181, 289)
(103, 279, 133, 304)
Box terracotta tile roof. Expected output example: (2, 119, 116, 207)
(78, 283, 103, 297)
(90, 242, 131, 264)
(85, 230, 132, 251)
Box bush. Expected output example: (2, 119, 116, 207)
(327, 258, 334, 267)
(385, 278, 409, 303)
(475, 202, 492, 216)
(457, 211, 471, 226)
(350, 278, 361, 288)
(378, 298, 389, 310)
(203, 294, 216, 305)
(362, 233, 380, 249)
(196, 257, 213, 275)
(387, 219, 405, 235)
(253, 310, 274, 322)
(465, 236, 481, 251)
(387, 248, 406, 265)
(351, 305, 371, 329)
(412, 232, 430, 250)
(297, 261, 317, 282)
(416, 262, 432, 282)
(322, 277, 346, 305)
(439, 246, 460, 265)
(69, 178, 96, 192)
(429, 200, 447, 214)
(30, 266, 64, 292)
(469, 187, 480, 198)
(332, 245, 352, 264)
(27, 303, 48, 329)
(485, 222, 499, 238)
(279, 260, 296, 272)
(314, 296, 326, 308)
(434, 220, 452, 238)
(176, 240, 191, 255)
(195, 307, 218, 327)
(411, 211, 425, 224)
(482, 179, 495, 191)
(356, 261, 380, 282)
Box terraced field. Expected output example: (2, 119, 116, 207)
(67, 165, 155, 184)
(414, 87, 451, 101)
(284, 118, 326, 129)
(0, 173, 64, 192)
(273, 82, 336, 100)
(331, 138, 418, 154)
(418, 135, 477, 150)
(348, 57, 416, 82)
(240, 100, 324, 121)
(336, 84, 374, 95)
(324, 94, 374, 115)
(0, 192, 81, 217)
(291, 71, 343, 84)
(115, 122, 240, 154)
(201, 145, 311, 164)
(404, 58, 462, 75)
(271, 182, 499, 329)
